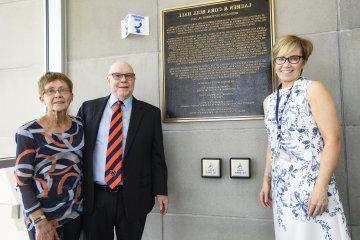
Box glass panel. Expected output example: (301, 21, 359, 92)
(0, 0, 45, 158)
(0, 167, 28, 238)
(0, 0, 45, 238)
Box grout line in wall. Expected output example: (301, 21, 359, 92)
(0, 203, 16, 206)
(297, 27, 360, 38)
(0, 0, 32, 6)
(342, 124, 360, 128)
(66, 51, 159, 64)
(0, 64, 41, 71)
(336, 0, 352, 230)
(339, 28, 360, 33)
(155, 2, 164, 239)
(162, 213, 274, 221)
(299, 30, 339, 37)
(162, 127, 266, 133)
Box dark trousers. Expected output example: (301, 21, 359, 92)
(28, 216, 81, 240)
(83, 187, 147, 240)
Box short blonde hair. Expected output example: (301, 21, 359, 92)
(38, 72, 73, 95)
(272, 35, 313, 61)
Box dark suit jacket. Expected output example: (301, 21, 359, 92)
(78, 96, 167, 220)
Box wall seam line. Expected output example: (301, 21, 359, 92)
(336, 0, 352, 231)
(163, 213, 275, 221)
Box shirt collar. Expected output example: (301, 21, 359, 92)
(109, 94, 133, 109)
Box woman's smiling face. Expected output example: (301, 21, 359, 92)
(274, 48, 305, 85)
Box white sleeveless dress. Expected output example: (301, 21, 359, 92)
(264, 78, 351, 240)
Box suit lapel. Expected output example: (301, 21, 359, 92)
(89, 96, 109, 148)
(124, 97, 144, 158)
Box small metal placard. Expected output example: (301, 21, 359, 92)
(201, 158, 222, 178)
(230, 158, 251, 178)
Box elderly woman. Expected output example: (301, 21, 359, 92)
(259, 35, 350, 239)
(15, 72, 83, 240)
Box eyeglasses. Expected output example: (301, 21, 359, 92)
(109, 73, 135, 81)
(43, 88, 71, 96)
(274, 55, 303, 65)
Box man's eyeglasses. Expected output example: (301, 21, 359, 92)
(274, 55, 303, 65)
(43, 88, 71, 96)
(110, 73, 135, 81)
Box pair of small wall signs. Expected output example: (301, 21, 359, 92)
(201, 158, 251, 178)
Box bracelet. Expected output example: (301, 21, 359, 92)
(33, 215, 46, 225)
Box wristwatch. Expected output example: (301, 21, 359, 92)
(33, 215, 46, 225)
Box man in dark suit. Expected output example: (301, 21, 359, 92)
(78, 61, 168, 240)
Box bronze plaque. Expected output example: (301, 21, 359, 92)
(161, 0, 275, 122)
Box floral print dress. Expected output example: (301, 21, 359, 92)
(264, 78, 350, 240)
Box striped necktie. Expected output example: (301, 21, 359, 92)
(105, 100, 123, 189)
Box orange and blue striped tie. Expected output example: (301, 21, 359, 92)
(105, 101, 123, 189)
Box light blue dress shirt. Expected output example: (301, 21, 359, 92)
(93, 94, 133, 185)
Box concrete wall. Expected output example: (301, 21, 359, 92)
(65, 0, 359, 239)
(341, 0, 360, 236)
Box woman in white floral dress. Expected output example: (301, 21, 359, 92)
(259, 35, 351, 240)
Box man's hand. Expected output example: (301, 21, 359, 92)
(156, 195, 169, 215)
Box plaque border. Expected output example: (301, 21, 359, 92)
(160, 0, 276, 122)
(201, 158, 222, 178)
(229, 157, 251, 179)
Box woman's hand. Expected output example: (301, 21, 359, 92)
(35, 220, 59, 240)
(259, 177, 272, 208)
(308, 184, 329, 217)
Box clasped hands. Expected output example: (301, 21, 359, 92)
(34, 219, 59, 240)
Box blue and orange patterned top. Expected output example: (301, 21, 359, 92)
(14, 116, 84, 232)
